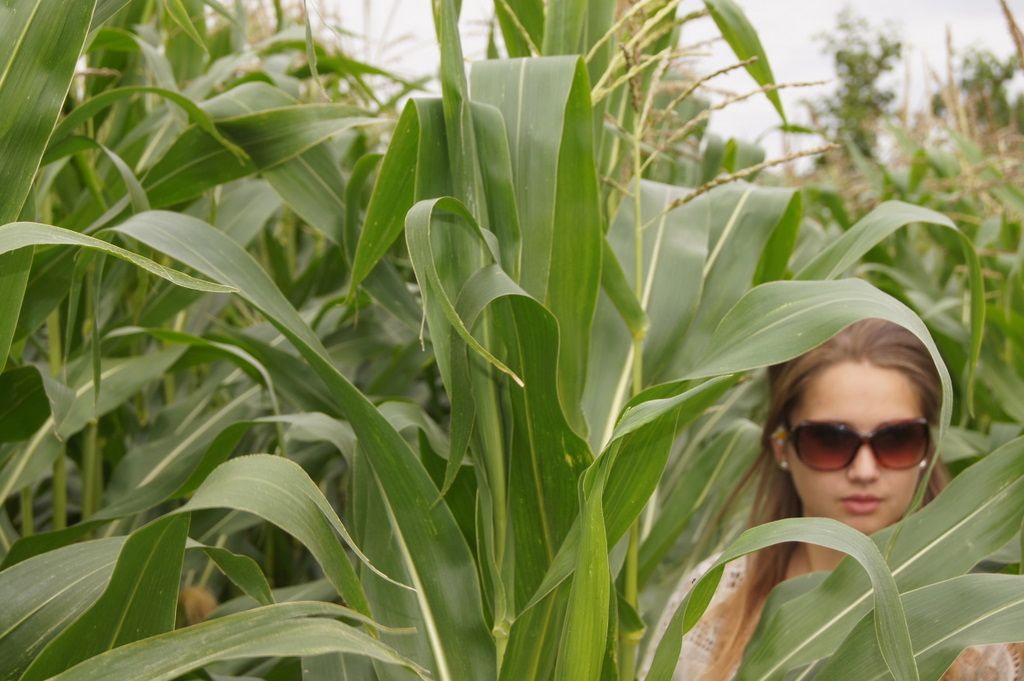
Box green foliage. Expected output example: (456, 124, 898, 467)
(958, 48, 1022, 130)
(812, 8, 904, 158)
(0, 1, 1018, 681)
(20, 514, 189, 681)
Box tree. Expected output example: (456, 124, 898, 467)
(959, 47, 1022, 131)
(811, 8, 904, 158)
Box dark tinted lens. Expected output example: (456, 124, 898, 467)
(871, 421, 929, 469)
(795, 423, 859, 470)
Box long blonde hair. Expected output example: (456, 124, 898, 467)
(701, 319, 950, 681)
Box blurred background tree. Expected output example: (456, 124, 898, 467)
(809, 7, 904, 160)
(929, 46, 1024, 136)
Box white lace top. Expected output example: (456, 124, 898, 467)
(640, 556, 1024, 680)
(639, 555, 747, 680)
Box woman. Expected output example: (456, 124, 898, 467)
(641, 318, 1023, 680)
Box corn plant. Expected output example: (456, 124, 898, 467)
(0, 1, 1022, 681)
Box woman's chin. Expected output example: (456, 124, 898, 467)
(841, 514, 888, 536)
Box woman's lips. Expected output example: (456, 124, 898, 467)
(841, 495, 881, 514)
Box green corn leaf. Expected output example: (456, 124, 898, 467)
(100, 384, 261, 519)
(0, 223, 234, 294)
(455, 262, 593, 597)
(0, 250, 31, 374)
(0, 531, 276, 681)
(143, 96, 375, 208)
(519, 376, 736, 615)
(406, 198, 522, 386)
(92, 0, 135, 28)
(165, 0, 208, 53)
(638, 420, 761, 586)
(350, 102, 422, 289)
(470, 101, 522, 277)
(702, 0, 785, 121)
(0, 0, 98, 370)
(212, 104, 373, 169)
(433, 0, 486, 218)
(646, 517, 917, 681)
(175, 454, 390, 620)
(722, 137, 766, 173)
(494, 0, 543, 57)
(189, 541, 274, 608)
(40, 138, 150, 216)
(600, 237, 649, 341)
(105, 326, 281, 412)
(0, 349, 186, 505)
(301, 0, 328, 100)
(263, 144, 347, 244)
(20, 514, 190, 681)
(344, 150, 422, 328)
(819, 573, 1024, 681)
(584, 181, 711, 447)
(0, 0, 96, 222)
(667, 184, 800, 381)
(107, 210, 495, 681)
(586, 182, 798, 448)
(403, 193, 591, 676)
(0, 367, 49, 443)
(7, 507, 276, 612)
(472, 56, 603, 434)
(50, 86, 247, 161)
(794, 200, 985, 414)
(0, 537, 124, 681)
(543, 0, 587, 55)
(686, 278, 952, 431)
(48, 601, 428, 681)
(343, 151, 383, 261)
(553, 462, 611, 681)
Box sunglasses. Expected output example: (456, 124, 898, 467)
(783, 418, 931, 471)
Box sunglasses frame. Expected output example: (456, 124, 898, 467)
(783, 417, 932, 472)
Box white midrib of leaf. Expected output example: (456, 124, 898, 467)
(0, 558, 115, 641)
(597, 188, 671, 450)
(105, 520, 178, 646)
(702, 188, 752, 280)
(754, 473, 1024, 680)
(137, 385, 259, 486)
(377, 475, 454, 681)
(860, 591, 1024, 681)
(512, 59, 527, 281)
(0, 0, 43, 94)
(194, 509, 241, 544)
(0, 362, 124, 502)
(136, 116, 179, 173)
(598, 186, 752, 450)
(692, 425, 748, 511)
(293, 155, 345, 210)
(509, 333, 557, 563)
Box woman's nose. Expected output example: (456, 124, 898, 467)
(847, 442, 880, 481)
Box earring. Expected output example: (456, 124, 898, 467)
(778, 459, 789, 471)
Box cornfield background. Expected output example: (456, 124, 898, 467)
(1, 1, 1022, 680)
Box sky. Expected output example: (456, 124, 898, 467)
(322, 1, 1022, 157)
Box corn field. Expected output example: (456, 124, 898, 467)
(1, 0, 1022, 680)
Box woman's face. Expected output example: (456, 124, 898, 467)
(772, 360, 927, 536)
